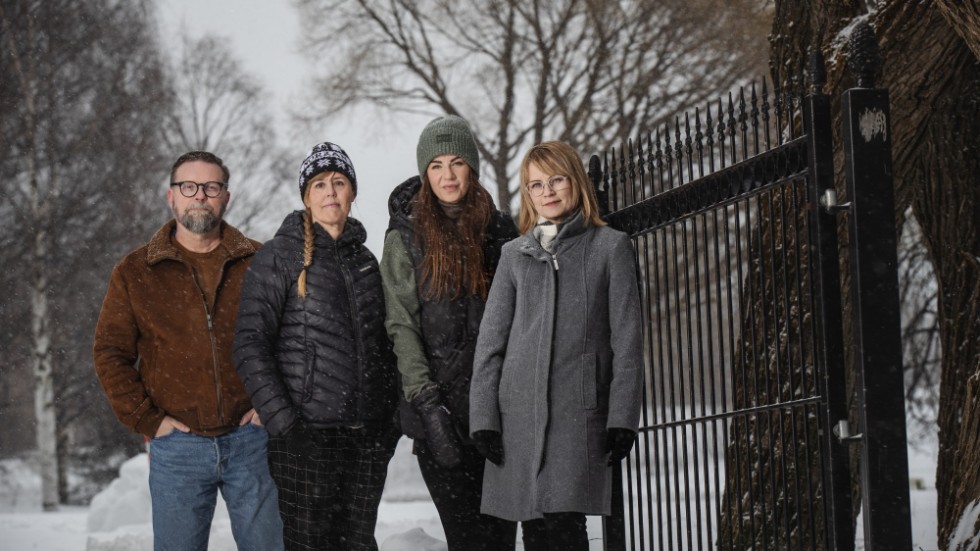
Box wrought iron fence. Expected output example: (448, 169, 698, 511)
(591, 45, 911, 551)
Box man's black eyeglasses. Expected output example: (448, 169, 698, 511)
(170, 181, 227, 198)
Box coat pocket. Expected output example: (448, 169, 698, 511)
(582, 352, 598, 410)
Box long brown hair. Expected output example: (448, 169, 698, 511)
(413, 173, 493, 301)
(516, 141, 605, 234)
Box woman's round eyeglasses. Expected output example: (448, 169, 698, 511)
(526, 175, 570, 197)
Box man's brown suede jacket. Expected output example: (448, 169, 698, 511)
(94, 219, 260, 439)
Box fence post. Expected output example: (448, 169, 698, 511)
(840, 21, 913, 551)
(803, 50, 856, 551)
(602, 464, 627, 551)
(589, 155, 609, 217)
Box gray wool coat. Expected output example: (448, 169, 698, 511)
(469, 213, 644, 521)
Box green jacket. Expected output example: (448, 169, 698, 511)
(380, 229, 430, 401)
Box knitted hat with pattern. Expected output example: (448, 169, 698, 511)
(298, 142, 357, 198)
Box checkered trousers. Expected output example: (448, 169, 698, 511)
(268, 425, 398, 551)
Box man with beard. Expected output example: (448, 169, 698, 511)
(93, 151, 283, 551)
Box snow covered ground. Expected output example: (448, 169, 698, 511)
(0, 437, 605, 550)
(0, 433, 938, 550)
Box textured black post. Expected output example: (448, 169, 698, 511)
(589, 155, 609, 217)
(803, 50, 855, 551)
(602, 464, 627, 551)
(841, 21, 913, 551)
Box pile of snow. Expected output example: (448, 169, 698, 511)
(0, 457, 41, 513)
(948, 499, 980, 551)
(86, 455, 152, 534)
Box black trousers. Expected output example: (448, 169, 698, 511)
(269, 426, 398, 551)
(521, 512, 589, 551)
(414, 438, 518, 551)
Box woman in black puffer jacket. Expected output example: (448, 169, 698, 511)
(233, 142, 399, 551)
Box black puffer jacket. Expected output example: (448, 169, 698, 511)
(387, 177, 518, 438)
(233, 211, 398, 437)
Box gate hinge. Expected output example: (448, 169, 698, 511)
(820, 189, 852, 214)
(833, 419, 863, 443)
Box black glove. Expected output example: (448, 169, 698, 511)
(606, 428, 636, 466)
(411, 386, 461, 468)
(472, 430, 504, 465)
(285, 420, 318, 458)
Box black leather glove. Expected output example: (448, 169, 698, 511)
(472, 430, 504, 465)
(286, 420, 318, 458)
(606, 428, 636, 465)
(411, 386, 461, 468)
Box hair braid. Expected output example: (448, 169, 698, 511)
(297, 208, 315, 297)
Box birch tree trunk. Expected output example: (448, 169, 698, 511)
(31, 192, 58, 511)
(1, 0, 176, 506)
(1, 2, 60, 511)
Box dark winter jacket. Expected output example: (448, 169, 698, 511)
(93, 220, 260, 439)
(233, 211, 398, 437)
(380, 176, 518, 439)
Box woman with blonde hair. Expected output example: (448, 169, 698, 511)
(234, 142, 399, 550)
(470, 140, 644, 550)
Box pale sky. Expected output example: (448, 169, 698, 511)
(157, 0, 432, 255)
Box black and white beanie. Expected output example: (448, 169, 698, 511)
(298, 142, 357, 198)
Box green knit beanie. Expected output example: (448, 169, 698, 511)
(416, 115, 480, 179)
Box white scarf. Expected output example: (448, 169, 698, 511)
(533, 216, 558, 253)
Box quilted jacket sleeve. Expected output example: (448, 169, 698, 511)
(233, 243, 296, 437)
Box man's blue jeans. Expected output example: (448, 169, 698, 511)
(148, 422, 283, 551)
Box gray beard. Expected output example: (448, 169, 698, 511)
(174, 204, 221, 234)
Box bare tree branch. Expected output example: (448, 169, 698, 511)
(158, 33, 293, 239)
(296, 0, 770, 211)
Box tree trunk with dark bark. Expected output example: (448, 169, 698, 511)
(765, 1, 980, 548)
(715, 191, 827, 550)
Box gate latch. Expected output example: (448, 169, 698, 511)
(833, 419, 863, 443)
(820, 189, 852, 214)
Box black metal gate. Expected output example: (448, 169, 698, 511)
(591, 46, 913, 551)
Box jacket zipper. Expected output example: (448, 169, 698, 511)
(539, 245, 560, 473)
(335, 241, 366, 427)
(188, 260, 227, 428)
